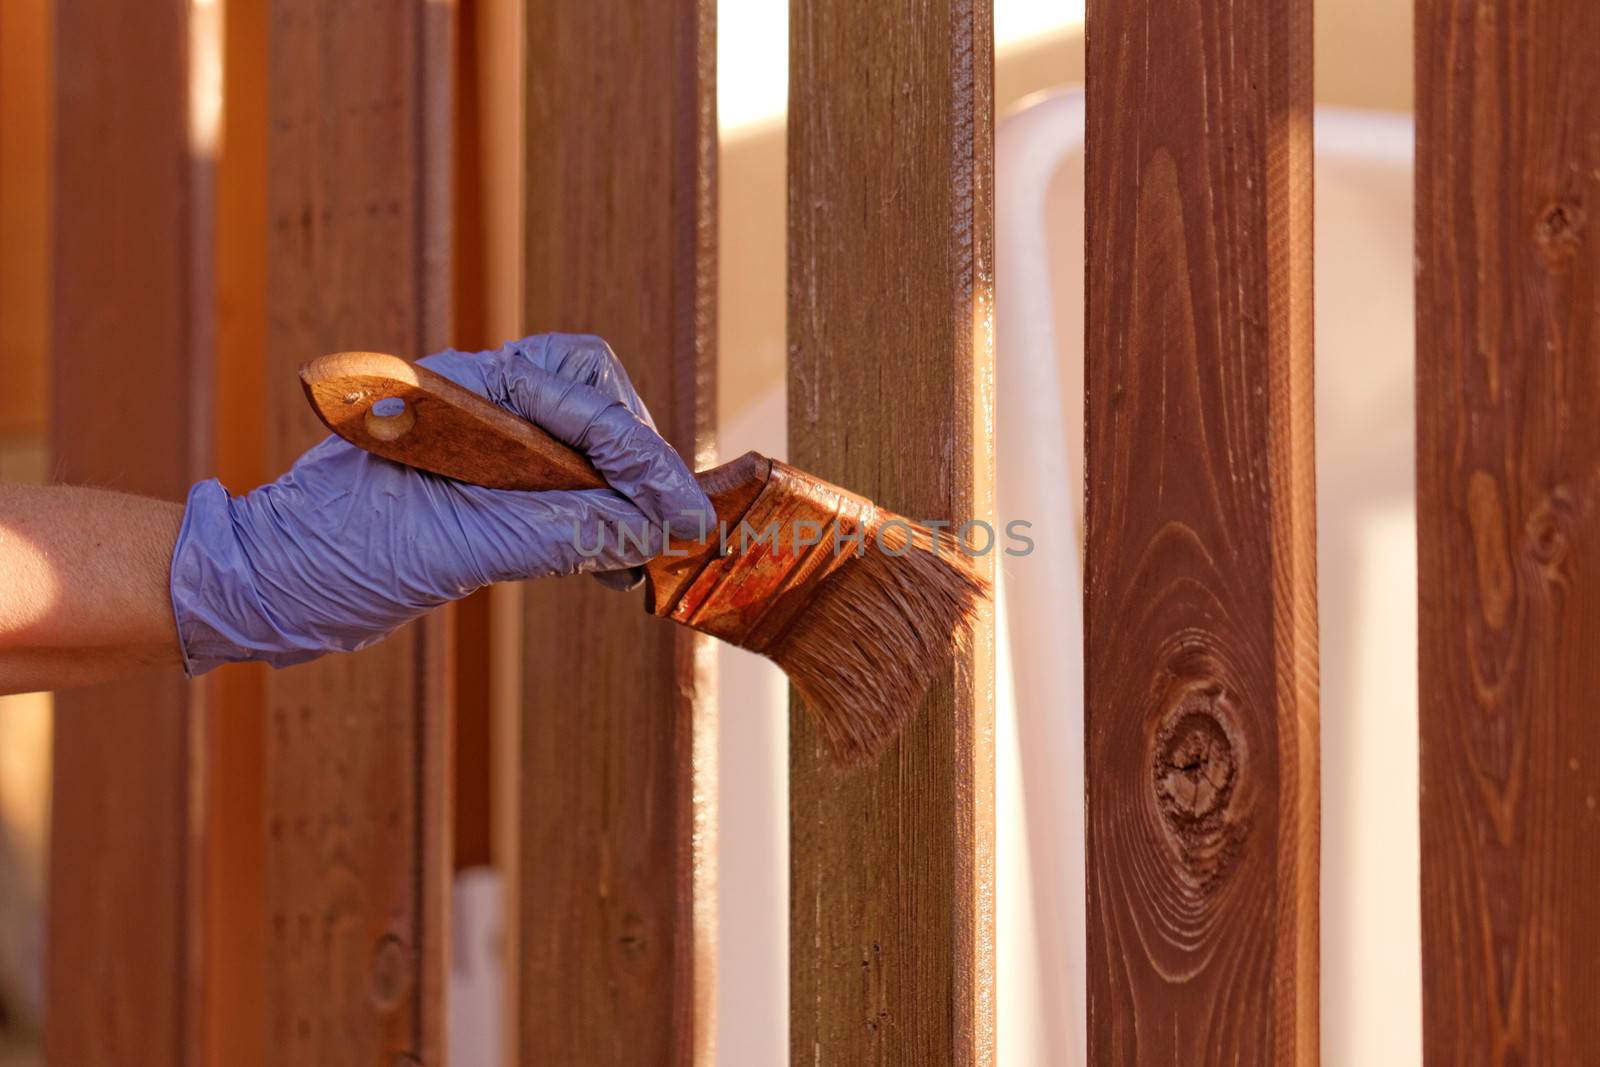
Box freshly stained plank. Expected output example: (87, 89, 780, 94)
(787, 2, 996, 1064)
(1416, 0, 1600, 1060)
(260, 1, 453, 1062)
(519, 3, 718, 1064)
(47, 2, 207, 1063)
(1083, 0, 1318, 1061)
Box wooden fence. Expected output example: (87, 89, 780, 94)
(21, 0, 1599, 1062)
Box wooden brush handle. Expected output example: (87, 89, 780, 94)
(300, 351, 773, 616)
(300, 351, 609, 491)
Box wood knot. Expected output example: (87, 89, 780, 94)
(1150, 674, 1247, 887)
(1525, 491, 1573, 569)
(1534, 198, 1585, 265)
(617, 912, 649, 960)
(368, 934, 412, 1011)
(1156, 709, 1236, 822)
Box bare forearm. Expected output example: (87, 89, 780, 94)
(0, 484, 184, 694)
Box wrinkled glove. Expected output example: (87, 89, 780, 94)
(170, 334, 713, 674)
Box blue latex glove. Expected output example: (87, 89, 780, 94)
(170, 334, 713, 674)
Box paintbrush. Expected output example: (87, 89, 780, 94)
(299, 351, 989, 765)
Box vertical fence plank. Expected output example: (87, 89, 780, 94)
(260, 1, 453, 1062)
(787, 2, 996, 1064)
(459, 0, 529, 1054)
(1416, 0, 1600, 1060)
(519, 3, 718, 1064)
(1083, 0, 1318, 1061)
(0, 0, 50, 441)
(47, 1, 207, 1063)
(206, 0, 270, 1057)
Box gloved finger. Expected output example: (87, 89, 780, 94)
(426, 334, 660, 428)
(415, 341, 708, 530)
(494, 365, 713, 531)
(528, 334, 657, 429)
(592, 567, 646, 593)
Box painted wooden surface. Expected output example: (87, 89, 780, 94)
(1416, 0, 1600, 1060)
(206, 0, 270, 1060)
(259, 1, 453, 1062)
(457, 0, 528, 1053)
(47, 1, 206, 1063)
(1083, 0, 1319, 1062)
(0, 0, 50, 440)
(787, 2, 996, 1063)
(518, 3, 718, 1064)
(450, 29, 493, 867)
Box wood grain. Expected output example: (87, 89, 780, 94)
(787, 1, 996, 1063)
(1083, 0, 1318, 1062)
(1416, 0, 1600, 1060)
(260, 1, 453, 1062)
(47, 1, 207, 1062)
(519, 2, 718, 1063)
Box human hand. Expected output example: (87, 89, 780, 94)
(170, 334, 712, 673)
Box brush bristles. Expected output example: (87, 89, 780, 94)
(766, 516, 991, 766)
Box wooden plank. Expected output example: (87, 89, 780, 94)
(0, 0, 50, 440)
(260, 1, 453, 1062)
(518, 2, 717, 1063)
(786, 2, 996, 1064)
(450, 0, 492, 874)
(46, 1, 207, 1063)
(461, 0, 528, 1053)
(1416, 0, 1600, 1060)
(1082, 0, 1318, 1061)
(205, 0, 270, 1060)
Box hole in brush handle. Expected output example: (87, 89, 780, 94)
(364, 396, 415, 441)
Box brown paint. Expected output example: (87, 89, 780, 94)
(1417, 0, 1600, 1059)
(1084, 0, 1319, 1061)
(443, 12, 494, 875)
